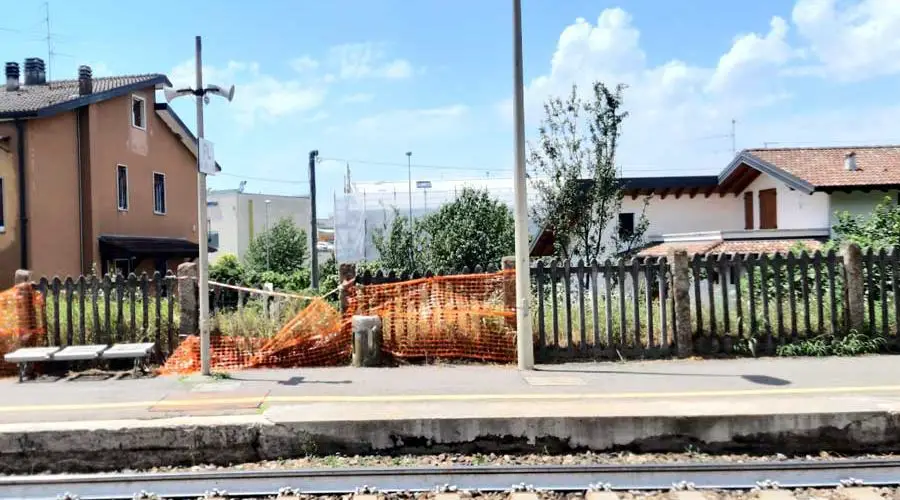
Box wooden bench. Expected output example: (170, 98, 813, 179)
(4, 342, 157, 382)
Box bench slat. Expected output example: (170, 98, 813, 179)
(3, 347, 60, 363)
(101, 342, 156, 360)
(53, 345, 108, 361)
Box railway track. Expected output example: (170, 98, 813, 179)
(2, 458, 900, 499)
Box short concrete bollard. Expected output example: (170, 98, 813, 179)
(352, 315, 383, 367)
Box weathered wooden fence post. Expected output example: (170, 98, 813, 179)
(177, 262, 198, 336)
(13, 269, 38, 343)
(668, 249, 693, 357)
(339, 262, 356, 314)
(841, 242, 865, 334)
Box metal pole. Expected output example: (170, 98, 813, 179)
(309, 150, 320, 289)
(406, 151, 413, 266)
(195, 35, 211, 376)
(512, 0, 534, 370)
(265, 200, 271, 270)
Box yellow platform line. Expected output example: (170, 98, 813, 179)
(0, 384, 898, 414)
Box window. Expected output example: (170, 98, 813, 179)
(0, 177, 5, 231)
(111, 258, 131, 277)
(131, 95, 146, 129)
(153, 172, 166, 214)
(618, 213, 635, 239)
(743, 191, 754, 230)
(116, 165, 128, 211)
(758, 188, 777, 229)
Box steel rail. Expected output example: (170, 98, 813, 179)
(2, 459, 899, 499)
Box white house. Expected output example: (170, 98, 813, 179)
(531, 145, 900, 258)
(208, 189, 312, 264)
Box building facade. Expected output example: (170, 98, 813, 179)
(208, 190, 312, 263)
(0, 58, 211, 286)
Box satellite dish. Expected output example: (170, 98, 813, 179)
(238, 181, 247, 193)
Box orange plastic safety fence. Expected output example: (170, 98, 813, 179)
(161, 270, 516, 373)
(160, 297, 349, 374)
(0, 284, 47, 376)
(347, 270, 516, 363)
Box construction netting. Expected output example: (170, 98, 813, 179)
(159, 269, 517, 373)
(0, 284, 46, 376)
(160, 297, 350, 374)
(347, 270, 517, 363)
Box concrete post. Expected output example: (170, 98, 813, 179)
(501, 256, 517, 329)
(13, 269, 36, 342)
(177, 262, 199, 336)
(338, 262, 356, 314)
(842, 242, 865, 334)
(668, 249, 693, 357)
(351, 315, 382, 367)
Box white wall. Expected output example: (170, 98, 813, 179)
(208, 191, 239, 264)
(830, 190, 899, 228)
(622, 194, 744, 238)
(741, 173, 831, 230)
(208, 191, 312, 264)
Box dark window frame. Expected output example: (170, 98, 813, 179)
(116, 164, 129, 211)
(153, 172, 166, 215)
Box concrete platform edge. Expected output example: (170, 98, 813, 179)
(1, 409, 899, 474)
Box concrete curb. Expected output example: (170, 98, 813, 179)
(1, 408, 899, 473)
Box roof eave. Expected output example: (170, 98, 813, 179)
(720, 150, 816, 194)
(154, 103, 223, 172)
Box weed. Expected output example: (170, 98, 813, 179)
(775, 331, 889, 357)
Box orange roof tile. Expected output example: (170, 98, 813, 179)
(747, 146, 900, 189)
(637, 239, 823, 257)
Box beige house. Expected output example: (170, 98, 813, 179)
(0, 57, 215, 287)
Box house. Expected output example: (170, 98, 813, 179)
(0, 57, 214, 286)
(208, 189, 311, 264)
(530, 145, 900, 259)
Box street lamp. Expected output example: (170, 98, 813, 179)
(512, 0, 534, 370)
(265, 199, 272, 271)
(406, 151, 413, 266)
(163, 36, 235, 377)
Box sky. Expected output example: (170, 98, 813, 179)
(4, 0, 900, 217)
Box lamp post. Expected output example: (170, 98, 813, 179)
(163, 36, 235, 377)
(512, 0, 534, 370)
(265, 199, 272, 271)
(406, 151, 413, 265)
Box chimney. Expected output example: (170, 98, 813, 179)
(78, 65, 92, 95)
(5, 62, 19, 91)
(23, 57, 46, 85)
(844, 152, 858, 172)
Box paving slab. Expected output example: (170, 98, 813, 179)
(0, 356, 898, 473)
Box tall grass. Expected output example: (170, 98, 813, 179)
(43, 294, 179, 346)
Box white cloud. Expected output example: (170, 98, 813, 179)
(792, 0, 900, 81)
(512, 8, 815, 174)
(341, 92, 374, 104)
(290, 56, 320, 72)
(707, 16, 796, 93)
(334, 104, 469, 146)
(328, 42, 415, 80)
(169, 59, 326, 125)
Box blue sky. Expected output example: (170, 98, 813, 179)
(4, 0, 900, 216)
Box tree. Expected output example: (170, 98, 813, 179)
(832, 196, 900, 249)
(371, 208, 427, 272)
(245, 218, 308, 274)
(421, 187, 515, 270)
(528, 82, 649, 262)
(370, 189, 516, 272)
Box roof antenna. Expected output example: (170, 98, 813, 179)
(731, 118, 736, 154)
